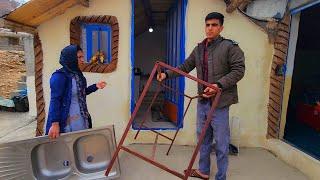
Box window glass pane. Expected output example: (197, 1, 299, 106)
(92, 30, 99, 59)
(101, 30, 109, 63)
(81, 24, 111, 64)
(81, 27, 88, 62)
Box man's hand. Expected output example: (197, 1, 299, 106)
(157, 73, 166, 82)
(48, 122, 60, 139)
(96, 81, 107, 89)
(202, 84, 218, 98)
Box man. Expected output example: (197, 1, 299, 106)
(157, 12, 245, 180)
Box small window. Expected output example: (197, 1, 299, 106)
(81, 24, 112, 64)
(70, 15, 119, 73)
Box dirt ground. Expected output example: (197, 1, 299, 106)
(0, 50, 25, 99)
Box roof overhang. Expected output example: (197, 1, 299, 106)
(0, 0, 89, 33)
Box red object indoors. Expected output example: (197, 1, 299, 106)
(296, 103, 320, 131)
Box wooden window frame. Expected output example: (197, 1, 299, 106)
(70, 15, 119, 73)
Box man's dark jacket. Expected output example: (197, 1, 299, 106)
(167, 36, 245, 108)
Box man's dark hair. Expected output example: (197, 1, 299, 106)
(205, 12, 224, 25)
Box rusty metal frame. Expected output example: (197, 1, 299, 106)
(105, 61, 221, 180)
(133, 74, 201, 156)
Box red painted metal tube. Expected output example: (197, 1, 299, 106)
(105, 61, 221, 180)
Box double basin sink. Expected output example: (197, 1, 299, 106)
(0, 125, 120, 179)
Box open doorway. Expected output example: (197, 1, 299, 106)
(131, 0, 187, 130)
(0, 30, 29, 113)
(283, 3, 320, 159)
(0, 1, 30, 113)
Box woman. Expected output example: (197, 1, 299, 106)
(46, 45, 106, 139)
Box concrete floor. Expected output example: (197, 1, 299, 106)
(0, 112, 309, 180)
(133, 105, 177, 129)
(0, 111, 36, 143)
(118, 144, 308, 180)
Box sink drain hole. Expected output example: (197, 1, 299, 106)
(87, 155, 94, 162)
(63, 160, 69, 167)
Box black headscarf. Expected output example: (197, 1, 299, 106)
(59, 44, 83, 74)
(59, 45, 90, 129)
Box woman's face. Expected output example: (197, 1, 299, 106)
(77, 50, 85, 67)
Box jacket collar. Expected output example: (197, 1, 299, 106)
(199, 35, 223, 49)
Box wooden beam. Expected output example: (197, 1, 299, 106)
(141, 0, 154, 27)
(78, 0, 89, 7)
(28, 0, 79, 26)
(0, 18, 36, 34)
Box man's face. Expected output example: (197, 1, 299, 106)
(77, 50, 84, 67)
(205, 19, 224, 40)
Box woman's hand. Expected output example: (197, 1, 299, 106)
(48, 122, 60, 139)
(96, 81, 107, 89)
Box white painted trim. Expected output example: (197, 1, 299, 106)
(279, 13, 301, 139)
(22, 35, 37, 117)
(285, 14, 301, 77)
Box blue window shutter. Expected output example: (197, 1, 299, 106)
(84, 24, 112, 64)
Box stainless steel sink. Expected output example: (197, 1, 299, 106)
(0, 125, 120, 180)
(31, 141, 72, 180)
(74, 134, 111, 174)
